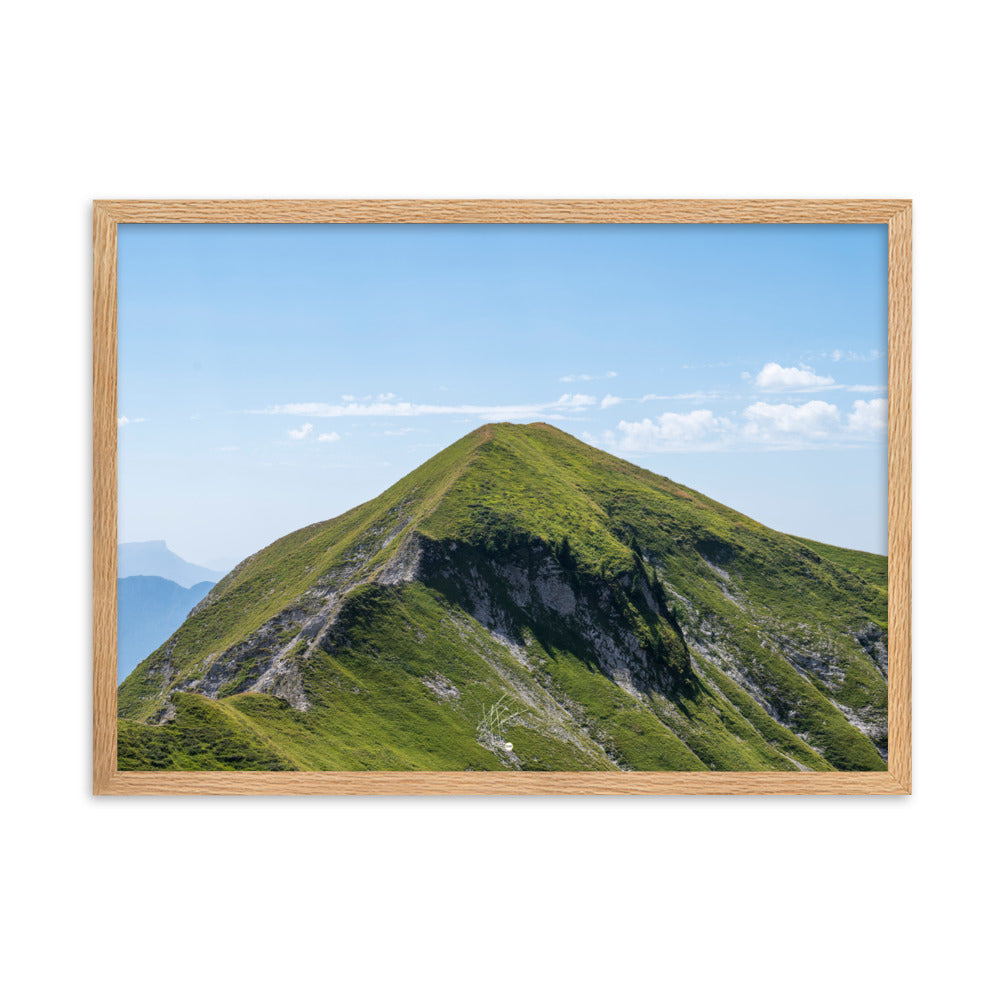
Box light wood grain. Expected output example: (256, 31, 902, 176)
(99, 770, 908, 796)
(92, 200, 912, 795)
(887, 204, 913, 793)
(93, 204, 118, 793)
(95, 199, 910, 225)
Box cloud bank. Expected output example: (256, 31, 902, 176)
(614, 398, 887, 452)
(617, 410, 734, 451)
(260, 393, 598, 422)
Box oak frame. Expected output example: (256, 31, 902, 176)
(93, 199, 912, 795)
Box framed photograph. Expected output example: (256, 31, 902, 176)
(93, 200, 911, 795)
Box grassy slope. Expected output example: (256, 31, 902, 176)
(117, 694, 295, 771)
(120, 582, 825, 772)
(421, 424, 885, 768)
(118, 427, 493, 721)
(118, 423, 887, 772)
(792, 535, 889, 613)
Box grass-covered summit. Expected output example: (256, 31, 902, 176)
(118, 422, 888, 772)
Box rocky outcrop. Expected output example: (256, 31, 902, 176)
(177, 527, 693, 712)
(854, 622, 889, 681)
(415, 535, 693, 698)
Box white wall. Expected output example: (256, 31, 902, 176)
(3, 3, 995, 997)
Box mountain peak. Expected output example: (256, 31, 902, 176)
(472, 420, 573, 437)
(119, 425, 889, 774)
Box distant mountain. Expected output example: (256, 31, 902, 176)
(117, 576, 215, 682)
(119, 423, 888, 772)
(118, 576, 213, 682)
(118, 541, 224, 588)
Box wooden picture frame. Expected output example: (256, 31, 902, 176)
(93, 199, 911, 795)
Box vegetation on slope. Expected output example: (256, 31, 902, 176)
(118, 423, 889, 772)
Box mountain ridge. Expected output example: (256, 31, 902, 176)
(118, 540, 224, 588)
(118, 423, 888, 772)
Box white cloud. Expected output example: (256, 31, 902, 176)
(559, 371, 617, 383)
(555, 393, 597, 408)
(383, 428, 414, 436)
(748, 361, 883, 394)
(288, 423, 314, 440)
(754, 362, 835, 391)
(609, 391, 887, 454)
(117, 416, 146, 426)
(741, 399, 887, 446)
(847, 398, 888, 434)
(826, 348, 882, 362)
(259, 393, 601, 423)
(340, 392, 397, 403)
(118, 416, 129, 427)
(317, 431, 341, 442)
(642, 391, 722, 402)
(743, 400, 841, 441)
(600, 394, 623, 409)
(617, 410, 732, 452)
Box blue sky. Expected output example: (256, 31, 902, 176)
(117, 223, 888, 567)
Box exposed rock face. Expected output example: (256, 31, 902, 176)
(421, 672, 460, 702)
(659, 563, 889, 764)
(773, 637, 847, 686)
(375, 531, 426, 586)
(153, 529, 692, 714)
(416, 536, 692, 698)
(854, 622, 889, 681)
(161, 514, 426, 711)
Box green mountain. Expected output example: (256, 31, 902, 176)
(118, 423, 888, 772)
